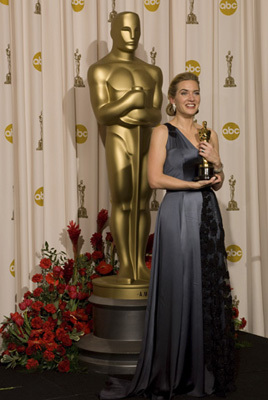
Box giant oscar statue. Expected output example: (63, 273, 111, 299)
(77, 12, 162, 372)
(88, 11, 163, 290)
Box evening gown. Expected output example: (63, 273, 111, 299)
(100, 123, 235, 399)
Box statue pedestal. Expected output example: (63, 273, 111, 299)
(77, 277, 149, 374)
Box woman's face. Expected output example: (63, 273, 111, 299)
(172, 80, 200, 117)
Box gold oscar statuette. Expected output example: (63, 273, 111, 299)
(87, 11, 163, 294)
(194, 121, 214, 181)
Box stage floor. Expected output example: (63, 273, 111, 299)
(0, 332, 267, 400)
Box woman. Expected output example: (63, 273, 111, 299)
(100, 72, 235, 399)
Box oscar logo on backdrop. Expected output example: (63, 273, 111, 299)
(34, 0, 41, 14)
(4, 44, 11, 84)
(36, 111, 43, 150)
(108, 0, 118, 22)
(227, 175, 239, 210)
(224, 50, 237, 87)
(78, 180, 88, 218)
(77, 11, 162, 373)
(186, 0, 199, 24)
(74, 49, 85, 87)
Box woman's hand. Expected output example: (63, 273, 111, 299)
(198, 141, 221, 166)
(191, 175, 220, 189)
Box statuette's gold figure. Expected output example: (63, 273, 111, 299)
(88, 12, 163, 283)
(194, 121, 214, 180)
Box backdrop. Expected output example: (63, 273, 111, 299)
(1, 0, 268, 338)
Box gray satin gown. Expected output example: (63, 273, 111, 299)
(100, 123, 235, 399)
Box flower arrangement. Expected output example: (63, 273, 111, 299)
(0, 209, 118, 372)
(232, 294, 247, 332)
(0, 208, 246, 372)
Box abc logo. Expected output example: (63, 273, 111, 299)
(72, 0, 85, 12)
(220, 0, 238, 16)
(5, 124, 13, 144)
(144, 0, 160, 12)
(222, 122, 240, 141)
(0, 0, 9, 5)
(76, 124, 88, 144)
(226, 245, 242, 262)
(35, 187, 44, 206)
(185, 60, 201, 76)
(9, 259, 15, 277)
(33, 52, 42, 72)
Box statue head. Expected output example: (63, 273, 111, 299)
(111, 12, 140, 53)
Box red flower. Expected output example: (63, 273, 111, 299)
(26, 358, 39, 370)
(44, 304, 57, 314)
(31, 301, 44, 312)
(233, 307, 239, 319)
(31, 317, 43, 329)
(56, 327, 66, 341)
(58, 358, 70, 372)
(240, 317, 247, 329)
(19, 301, 27, 311)
(43, 331, 55, 343)
(45, 273, 59, 286)
(17, 345, 26, 353)
(67, 221, 81, 247)
(40, 258, 52, 270)
(92, 250, 104, 261)
(89, 273, 100, 280)
(90, 233, 104, 251)
(97, 209, 108, 232)
(10, 312, 24, 327)
(43, 350, 55, 361)
(25, 298, 33, 307)
(24, 291, 32, 299)
(78, 268, 86, 276)
(53, 265, 62, 278)
(145, 258, 152, 270)
(85, 252, 91, 261)
(63, 259, 74, 284)
(57, 283, 66, 294)
(95, 260, 113, 275)
(56, 345, 66, 356)
(61, 335, 72, 347)
(32, 273, 43, 283)
(7, 343, 17, 351)
(33, 287, 44, 298)
(105, 232, 113, 242)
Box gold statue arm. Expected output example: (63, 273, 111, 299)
(123, 67, 163, 127)
(88, 65, 163, 127)
(88, 66, 145, 126)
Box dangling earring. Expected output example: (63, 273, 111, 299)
(172, 103, 176, 113)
